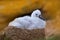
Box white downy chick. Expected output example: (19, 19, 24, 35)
(8, 9, 46, 30)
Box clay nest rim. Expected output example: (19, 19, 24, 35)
(0, 26, 45, 40)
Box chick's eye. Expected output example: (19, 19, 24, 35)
(36, 14, 38, 15)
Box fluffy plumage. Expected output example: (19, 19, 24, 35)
(8, 9, 46, 30)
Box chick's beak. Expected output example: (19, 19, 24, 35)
(39, 15, 45, 20)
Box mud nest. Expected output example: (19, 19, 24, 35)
(0, 26, 45, 40)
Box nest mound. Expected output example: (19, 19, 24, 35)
(0, 26, 45, 40)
